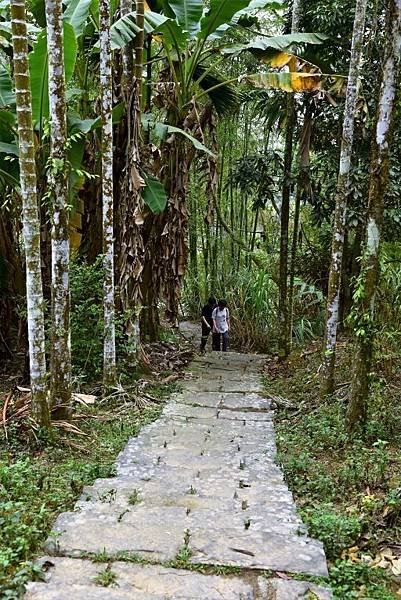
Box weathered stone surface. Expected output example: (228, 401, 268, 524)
(259, 577, 333, 599)
(25, 350, 330, 598)
(25, 558, 255, 599)
(189, 529, 328, 576)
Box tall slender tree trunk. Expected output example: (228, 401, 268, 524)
(100, 0, 117, 388)
(120, 0, 133, 91)
(278, 0, 301, 359)
(46, 0, 71, 417)
(347, 0, 401, 429)
(288, 113, 312, 348)
(135, 0, 144, 107)
(321, 0, 368, 397)
(11, 0, 50, 427)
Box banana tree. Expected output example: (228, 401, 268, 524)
(110, 0, 329, 328)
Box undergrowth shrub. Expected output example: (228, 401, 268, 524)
(70, 257, 104, 383)
(302, 505, 362, 560)
(70, 258, 126, 386)
(330, 561, 394, 600)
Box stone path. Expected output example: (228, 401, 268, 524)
(25, 352, 332, 599)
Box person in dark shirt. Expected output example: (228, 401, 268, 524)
(200, 296, 217, 352)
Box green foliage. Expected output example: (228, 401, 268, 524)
(169, 0, 203, 38)
(271, 348, 401, 598)
(110, 10, 169, 49)
(303, 505, 361, 560)
(92, 567, 117, 587)
(128, 489, 141, 505)
(0, 403, 162, 597)
(70, 257, 105, 382)
(330, 561, 395, 600)
(0, 68, 15, 107)
(63, 0, 93, 36)
(29, 23, 78, 124)
(70, 258, 136, 384)
(141, 171, 168, 214)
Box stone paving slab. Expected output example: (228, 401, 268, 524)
(25, 558, 255, 599)
(189, 529, 327, 576)
(25, 350, 331, 598)
(258, 577, 332, 599)
(25, 558, 332, 599)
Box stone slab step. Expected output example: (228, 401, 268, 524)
(25, 558, 255, 599)
(259, 577, 332, 599)
(25, 558, 332, 599)
(189, 529, 328, 577)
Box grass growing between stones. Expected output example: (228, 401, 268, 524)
(266, 342, 401, 599)
(0, 395, 164, 599)
(92, 566, 118, 587)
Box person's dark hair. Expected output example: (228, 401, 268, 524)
(218, 299, 227, 309)
(208, 296, 217, 306)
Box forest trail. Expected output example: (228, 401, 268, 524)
(25, 352, 332, 599)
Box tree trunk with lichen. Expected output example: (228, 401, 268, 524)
(46, 0, 71, 418)
(11, 0, 50, 427)
(278, 0, 301, 359)
(347, 0, 401, 429)
(100, 0, 117, 389)
(321, 0, 368, 398)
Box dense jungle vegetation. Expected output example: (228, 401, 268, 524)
(1, 0, 401, 597)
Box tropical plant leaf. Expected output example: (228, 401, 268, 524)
(194, 65, 239, 115)
(247, 0, 284, 8)
(144, 10, 171, 31)
(221, 33, 327, 58)
(168, 0, 203, 38)
(200, 0, 251, 38)
(0, 21, 41, 36)
(30, 0, 46, 27)
(0, 142, 18, 156)
(247, 72, 325, 92)
(142, 116, 214, 155)
(110, 13, 140, 50)
(30, 23, 77, 124)
(141, 171, 168, 214)
(68, 114, 98, 133)
(64, 0, 93, 36)
(210, 0, 283, 38)
(68, 138, 86, 197)
(166, 124, 214, 155)
(0, 68, 15, 107)
(110, 10, 170, 49)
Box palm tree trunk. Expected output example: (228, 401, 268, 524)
(321, 0, 368, 398)
(278, 0, 301, 359)
(100, 0, 117, 388)
(347, 0, 401, 429)
(11, 0, 50, 427)
(46, 0, 71, 418)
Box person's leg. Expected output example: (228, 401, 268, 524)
(212, 332, 220, 351)
(200, 324, 210, 351)
(222, 331, 229, 352)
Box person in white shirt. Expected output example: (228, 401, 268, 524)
(212, 299, 230, 352)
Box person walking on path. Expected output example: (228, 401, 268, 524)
(200, 296, 217, 352)
(212, 299, 230, 352)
